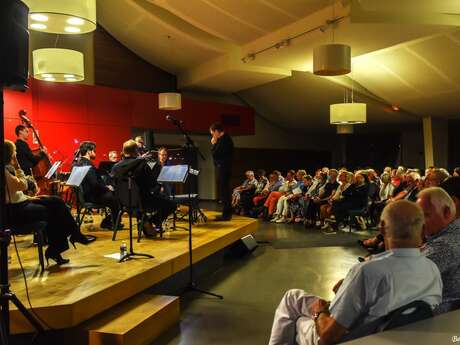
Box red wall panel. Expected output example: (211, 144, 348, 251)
(3, 80, 255, 171)
(87, 125, 131, 162)
(87, 86, 133, 126)
(4, 88, 32, 120)
(34, 81, 88, 124)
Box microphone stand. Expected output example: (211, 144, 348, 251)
(168, 120, 223, 300)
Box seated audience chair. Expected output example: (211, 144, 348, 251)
(339, 300, 433, 343)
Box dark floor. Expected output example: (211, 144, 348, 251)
(152, 202, 372, 345)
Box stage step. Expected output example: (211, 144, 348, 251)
(87, 294, 180, 345)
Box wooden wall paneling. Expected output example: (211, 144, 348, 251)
(93, 26, 176, 93)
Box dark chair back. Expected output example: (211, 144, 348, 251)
(379, 300, 433, 331)
(115, 177, 143, 211)
(340, 300, 433, 343)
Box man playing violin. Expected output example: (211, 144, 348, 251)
(15, 124, 47, 176)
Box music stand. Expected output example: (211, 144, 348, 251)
(112, 159, 154, 263)
(65, 166, 98, 242)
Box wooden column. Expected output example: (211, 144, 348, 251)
(423, 116, 434, 169)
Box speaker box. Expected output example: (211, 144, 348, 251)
(228, 234, 258, 257)
(0, 0, 29, 89)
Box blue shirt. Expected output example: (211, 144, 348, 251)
(329, 248, 442, 329)
(422, 219, 460, 314)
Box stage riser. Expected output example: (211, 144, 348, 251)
(88, 294, 179, 345)
(8, 212, 258, 335)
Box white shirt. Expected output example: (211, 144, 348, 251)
(329, 248, 442, 329)
(5, 167, 29, 204)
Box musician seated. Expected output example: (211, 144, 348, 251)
(4, 140, 92, 266)
(111, 140, 176, 235)
(108, 150, 119, 162)
(72, 141, 120, 229)
(158, 146, 173, 197)
(15, 124, 47, 176)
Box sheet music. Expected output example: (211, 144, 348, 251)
(45, 160, 62, 179)
(66, 166, 91, 187)
(157, 165, 188, 183)
(292, 187, 302, 195)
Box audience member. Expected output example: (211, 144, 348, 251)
(232, 170, 257, 208)
(453, 167, 460, 177)
(264, 170, 297, 219)
(268, 200, 442, 345)
(271, 170, 306, 223)
(417, 187, 460, 314)
(425, 168, 450, 187)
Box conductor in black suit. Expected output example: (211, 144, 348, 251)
(210, 123, 234, 221)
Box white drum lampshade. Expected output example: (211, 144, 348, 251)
(336, 124, 354, 134)
(33, 48, 85, 82)
(24, 0, 96, 34)
(330, 103, 366, 124)
(159, 93, 182, 110)
(313, 44, 351, 76)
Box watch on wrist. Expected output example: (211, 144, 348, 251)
(314, 309, 328, 321)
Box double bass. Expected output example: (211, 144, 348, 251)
(18, 110, 53, 194)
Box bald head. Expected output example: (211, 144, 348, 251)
(380, 200, 424, 247)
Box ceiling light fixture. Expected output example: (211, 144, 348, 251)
(240, 14, 346, 63)
(159, 93, 182, 110)
(30, 13, 48, 22)
(313, 2, 351, 76)
(330, 103, 366, 124)
(30, 23, 47, 30)
(23, 0, 96, 34)
(64, 26, 81, 33)
(33, 48, 85, 83)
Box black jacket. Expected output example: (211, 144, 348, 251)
(72, 157, 109, 202)
(15, 139, 44, 175)
(211, 133, 234, 169)
(342, 183, 369, 210)
(111, 157, 162, 201)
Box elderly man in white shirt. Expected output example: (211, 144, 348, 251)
(268, 200, 442, 345)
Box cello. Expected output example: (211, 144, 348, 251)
(18, 110, 53, 195)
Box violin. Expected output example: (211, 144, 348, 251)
(18, 110, 53, 194)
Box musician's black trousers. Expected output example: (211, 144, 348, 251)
(216, 166, 232, 218)
(6, 196, 78, 255)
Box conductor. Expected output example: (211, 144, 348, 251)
(210, 123, 234, 221)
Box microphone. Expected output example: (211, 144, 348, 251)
(166, 115, 183, 125)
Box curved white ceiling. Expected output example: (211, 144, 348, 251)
(97, 0, 460, 132)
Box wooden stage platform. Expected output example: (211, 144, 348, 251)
(8, 210, 258, 339)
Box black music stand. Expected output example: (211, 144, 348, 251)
(112, 159, 154, 262)
(167, 121, 223, 300)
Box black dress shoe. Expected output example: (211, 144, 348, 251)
(214, 215, 232, 221)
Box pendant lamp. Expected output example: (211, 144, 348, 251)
(159, 93, 182, 110)
(24, 0, 96, 34)
(330, 103, 366, 124)
(33, 48, 85, 82)
(313, 44, 351, 76)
